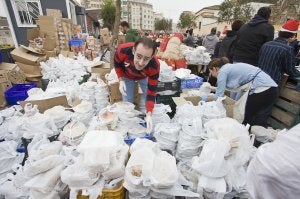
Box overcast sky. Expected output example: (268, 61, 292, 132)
(147, 0, 224, 23)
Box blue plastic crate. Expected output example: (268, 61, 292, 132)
(5, 83, 36, 105)
(181, 76, 203, 89)
(124, 133, 154, 145)
(69, 39, 83, 47)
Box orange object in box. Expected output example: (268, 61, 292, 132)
(175, 59, 187, 69)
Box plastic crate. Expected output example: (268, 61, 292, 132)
(69, 39, 84, 47)
(4, 83, 36, 105)
(157, 79, 181, 92)
(181, 76, 203, 89)
(124, 133, 154, 145)
(77, 181, 125, 199)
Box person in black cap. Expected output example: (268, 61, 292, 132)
(233, 7, 274, 66)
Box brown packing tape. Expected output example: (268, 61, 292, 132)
(19, 96, 69, 113)
(15, 62, 41, 76)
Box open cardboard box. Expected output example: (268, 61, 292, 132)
(91, 62, 111, 81)
(172, 95, 236, 118)
(11, 46, 47, 65)
(19, 96, 69, 113)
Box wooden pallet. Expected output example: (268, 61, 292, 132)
(267, 81, 300, 129)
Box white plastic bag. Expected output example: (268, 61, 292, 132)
(151, 151, 179, 188)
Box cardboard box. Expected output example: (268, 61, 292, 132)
(0, 81, 12, 107)
(19, 95, 69, 113)
(16, 62, 41, 77)
(27, 28, 40, 41)
(11, 47, 47, 65)
(172, 96, 236, 118)
(44, 49, 58, 58)
(0, 62, 26, 84)
(109, 82, 139, 105)
(100, 28, 109, 36)
(26, 76, 42, 88)
(46, 9, 62, 19)
(91, 62, 111, 81)
(0, 70, 9, 84)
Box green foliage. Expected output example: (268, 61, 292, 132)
(218, 0, 254, 23)
(101, 0, 116, 30)
(177, 12, 196, 29)
(154, 18, 172, 32)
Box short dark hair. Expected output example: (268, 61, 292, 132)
(257, 7, 271, 19)
(134, 37, 156, 56)
(208, 57, 229, 70)
(278, 31, 296, 39)
(211, 27, 217, 34)
(120, 21, 129, 28)
(231, 20, 244, 32)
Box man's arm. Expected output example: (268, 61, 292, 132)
(114, 45, 126, 79)
(283, 48, 300, 79)
(145, 61, 160, 113)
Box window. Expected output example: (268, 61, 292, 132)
(69, 2, 77, 25)
(12, 0, 42, 27)
(199, 22, 201, 30)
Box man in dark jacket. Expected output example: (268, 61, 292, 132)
(214, 20, 244, 62)
(258, 19, 300, 84)
(233, 7, 274, 66)
(183, 28, 196, 48)
(119, 21, 140, 43)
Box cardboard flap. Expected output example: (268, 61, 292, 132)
(0, 63, 18, 71)
(43, 38, 56, 51)
(19, 96, 69, 113)
(20, 45, 45, 55)
(11, 47, 46, 65)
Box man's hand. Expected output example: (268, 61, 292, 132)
(119, 80, 127, 96)
(145, 112, 153, 133)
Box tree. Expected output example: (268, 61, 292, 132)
(100, 0, 116, 30)
(154, 18, 172, 32)
(177, 12, 196, 29)
(109, 0, 121, 68)
(218, 0, 253, 23)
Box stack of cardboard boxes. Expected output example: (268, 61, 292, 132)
(46, 9, 73, 51)
(85, 36, 101, 60)
(10, 46, 46, 88)
(100, 28, 111, 48)
(0, 62, 27, 107)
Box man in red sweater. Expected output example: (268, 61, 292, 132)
(114, 37, 160, 132)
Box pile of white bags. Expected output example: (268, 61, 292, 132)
(79, 79, 109, 113)
(182, 46, 211, 65)
(190, 118, 255, 198)
(176, 117, 204, 161)
(72, 101, 94, 126)
(40, 54, 90, 83)
(158, 59, 176, 82)
(61, 130, 128, 199)
(124, 138, 199, 199)
(154, 123, 181, 155)
(152, 104, 172, 126)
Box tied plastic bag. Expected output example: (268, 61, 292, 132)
(150, 151, 179, 188)
(61, 161, 100, 188)
(23, 155, 64, 177)
(192, 139, 230, 178)
(24, 164, 64, 193)
(0, 141, 21, 175)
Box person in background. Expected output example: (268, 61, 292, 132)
(202, 27, 219, 55)
(258, 19, 300, 84)
(202, 57, 278, 127)
(233, 7, 274, 66)
(214, 20, 244, 62)
(289, 33, 300, 65)
(183, 28, 196, 48)
(114, 37, 160, 132)
(119, 21, 140, 43)
(216, 31, 221, 38)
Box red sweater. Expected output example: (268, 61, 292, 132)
(114, 42, 160, 112)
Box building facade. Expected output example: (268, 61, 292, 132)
(82, 0, 101, 9)
(193, 5, 229, 36)
(127, 0, 154, 31)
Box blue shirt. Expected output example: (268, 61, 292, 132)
(214, 63, 277, 100)
(258, 37, 300, 84)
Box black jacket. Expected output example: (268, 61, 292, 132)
(214, 30, 237, 62)
(233, 15, 274, 66)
